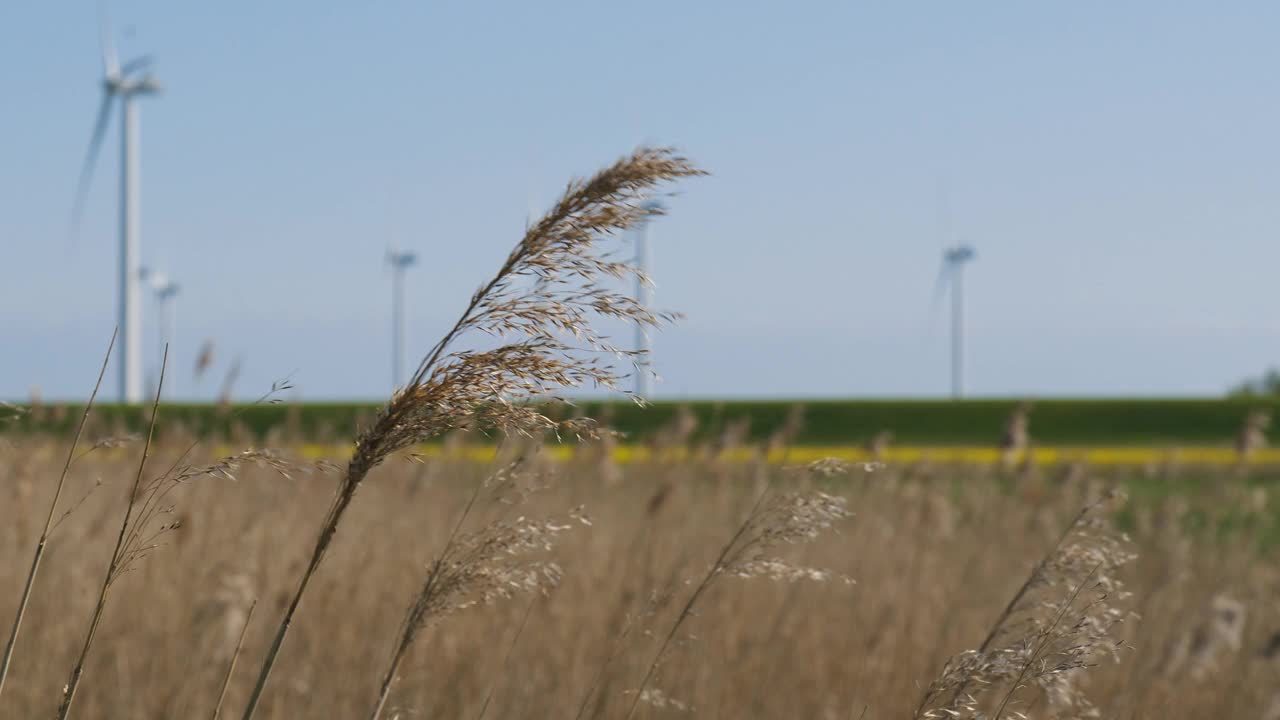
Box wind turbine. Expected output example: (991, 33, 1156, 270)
(632, 199, 665, 399)
(934, 245, 976, 399)
(70, 15, 161, 404)
(142, 268, 179, 398)
(387, 248, 417, 389)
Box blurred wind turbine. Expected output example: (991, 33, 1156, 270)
(142, 268, 179, 398)
(387, 247, 417, 390)
(633, 199, 665, 399)
(69, 11, 161, 404)
(932, 245, 976, 399)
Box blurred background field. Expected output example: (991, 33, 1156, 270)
(3, 429, 1280, 719)
(11, 398, 1280, 447)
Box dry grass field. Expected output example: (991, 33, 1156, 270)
(5, 147, 1279, 719)
(1, 435, 1279, 719)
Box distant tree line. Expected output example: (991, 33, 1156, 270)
(1231, 368, 1280, 397)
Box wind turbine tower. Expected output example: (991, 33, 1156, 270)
(71, 18, 161, 403)
(941, 245, 976, 399)
(633, 200, 665, 399)
(387, 248, 417, 389)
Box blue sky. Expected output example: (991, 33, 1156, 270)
(3, 1, 1279, 401)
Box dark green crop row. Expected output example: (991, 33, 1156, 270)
(4, 398, 1278, 447)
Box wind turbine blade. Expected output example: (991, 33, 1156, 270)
(69, 90, 115, 243)
(99, 4, 119, 78)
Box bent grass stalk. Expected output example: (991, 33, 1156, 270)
(990, 563, 1101, 720)
(934, 495, 1109, 714)
(475, 597, 537, 720)
(369, 457, 567, 720)
(625, 478, 851, 720)
(624, 486, 772, 720)
(913, 490, 1132, 719)
(368, 481, 485, 720)
(241, 147, 703, 720)
(56, 344, 167, 720)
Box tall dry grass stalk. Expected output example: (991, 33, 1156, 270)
(240, 147, 704, 719)
(52, 350, 295, 719)
(211, 599, 256, 720)
(626, 465, 852, 720)
(368, 461, 575, 720)
(55, 345, 168, 720)
(0, 328, 115, 704)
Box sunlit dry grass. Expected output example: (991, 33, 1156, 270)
(1, 435, 1278, 718)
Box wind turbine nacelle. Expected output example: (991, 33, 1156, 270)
(944, 246, 976, 264)
(132, 76, 162, 94)
(388, 251, 417, 268)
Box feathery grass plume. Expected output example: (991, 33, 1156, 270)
(913, 489, 1135, 720)
(240, 147, 703, 720)
(626, 469, 851, 720)
(368, 459, 580, 720)
(0, 328, 115, 705)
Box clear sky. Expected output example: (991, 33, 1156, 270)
(3, 1, 1279, 401)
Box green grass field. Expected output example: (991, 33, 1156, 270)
(7, 398, 1279, 446)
